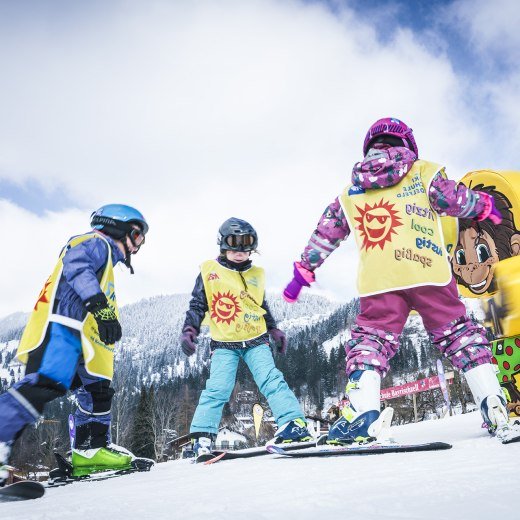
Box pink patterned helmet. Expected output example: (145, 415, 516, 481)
(363, 117, 418, 157)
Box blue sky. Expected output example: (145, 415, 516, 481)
(0, 0, 519, 317)
(0, 179, 77, 216)
(319, 0, 517, 84)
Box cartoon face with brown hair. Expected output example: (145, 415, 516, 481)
(452, 222, 499, 295)
(452, 184, 520, 296)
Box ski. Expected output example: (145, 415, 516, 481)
(196, 440, 317, 464)
(197, 452, 227, 465)
(0, 480, 45, 502)
(489, 418, 520, 444)
(266, 441, 452, 458)
(498, 428, 520, 444)
(47, 452, 154, 487)
(502, 435, 520, 445)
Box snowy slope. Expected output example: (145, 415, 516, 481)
(0, 340, 23, 388)
(0, 292, 340, 389)
(3, 411, 518, 520)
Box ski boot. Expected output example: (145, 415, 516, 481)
(0, 442, 11, 487)
(49, 445, 153, 483)
(270, 418, 312, 444)
(465, 363, 519, 442)
(327, 370, 391, 445)
(192, 434, 215, 457)
(72, 419, 148, 477)
(71, 446, 134, 477)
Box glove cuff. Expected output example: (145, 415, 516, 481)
(283, 292, 298, 303)
(476, 192, 492, 222)
(294, 262, 315, 286)
(84, 293, 109, 314)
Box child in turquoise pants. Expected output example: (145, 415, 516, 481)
(180, 217, 311, 454)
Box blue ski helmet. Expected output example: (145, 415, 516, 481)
(218, 217, 258, 252)
(90, 204, 149, 238)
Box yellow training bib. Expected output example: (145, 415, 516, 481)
(340, 160, 453, 296)
(200, 260, 267, 342)
(17, 233, 119, 380)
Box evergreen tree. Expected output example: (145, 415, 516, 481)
(130, 385, 156, 459)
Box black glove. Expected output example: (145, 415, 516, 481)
(84, 293, 122, 345)
(269, 328, 287, 354)
(180, 326, 198, 356)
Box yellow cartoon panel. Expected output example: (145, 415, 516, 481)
(452, 170, 520, 299)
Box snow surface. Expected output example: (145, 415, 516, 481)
(3, 411, 519, 520)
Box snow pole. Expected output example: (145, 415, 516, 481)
(252, 403, 264, 443)
(436, 359, 452, 416)
(68, 414, 76, 449)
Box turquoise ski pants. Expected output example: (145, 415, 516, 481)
(190, 344, 303, 435)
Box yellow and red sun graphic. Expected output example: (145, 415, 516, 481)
(210, 291, 241, 324)
(354, 199, 402, 250)
(34, 278, 52, 311)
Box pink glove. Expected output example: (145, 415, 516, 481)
(476, 192, 502, 225)
(283, 262, 315, 303)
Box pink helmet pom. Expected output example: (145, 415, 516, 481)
(363, 117, 418, 157)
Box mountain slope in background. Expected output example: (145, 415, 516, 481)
(0, 293, 342, 390)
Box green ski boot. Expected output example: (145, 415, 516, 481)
(71, 447, 133, 477)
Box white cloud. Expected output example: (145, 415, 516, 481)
(449, 0, 520, 60)
(0, 0, 518, 318)
(0, 200, 86, 315)
(444, 0, 520, 168)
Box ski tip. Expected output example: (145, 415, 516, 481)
(265, 445, 288, 455)
(316, 434, 329, 445)
(195, 451, 225, 464)
(203, 452, 226, 465)
(429, 442, 452, 450)
(0, 480, 45, 502)
(501, 436, 520, 445)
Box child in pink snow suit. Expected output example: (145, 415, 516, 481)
(283, 117, 514, 444)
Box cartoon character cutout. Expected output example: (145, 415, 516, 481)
(451, 171, 520, 299)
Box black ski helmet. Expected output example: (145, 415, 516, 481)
(218, 217, 258, 252)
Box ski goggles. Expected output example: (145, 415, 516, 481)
(129, 227, 146, 247)
(224, 234, 255, 249)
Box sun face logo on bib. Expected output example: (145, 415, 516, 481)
(210, 291, 242, 324)
(354, 199, 402, 250)
(34, 277, 52, 311)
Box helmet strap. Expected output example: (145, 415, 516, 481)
(122, 239, 135, 275)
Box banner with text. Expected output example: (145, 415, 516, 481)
(381, 373, 453, 401)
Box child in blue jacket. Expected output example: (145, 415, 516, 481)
(0, 204, 148, 484)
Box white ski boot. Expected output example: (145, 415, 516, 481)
(464, 363, 517, 441)
(327, 370, 393, 445)
(193, 436, 213, 457)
